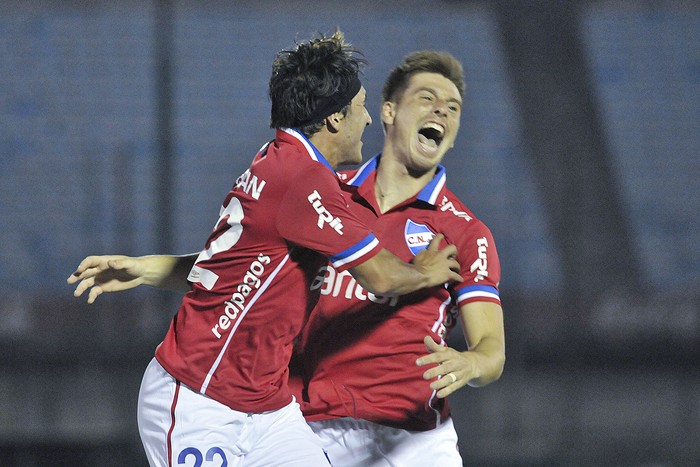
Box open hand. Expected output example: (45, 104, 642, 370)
(416, 335, 477, 398)
(67, 255, 146, 304)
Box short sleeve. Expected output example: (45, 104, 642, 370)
(453, 222, 502, 306)
(276, 164, 382, 271)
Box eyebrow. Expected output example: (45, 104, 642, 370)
(415, 87, 462, 105)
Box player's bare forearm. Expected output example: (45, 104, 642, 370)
(349, 234, 462, 295)
(459, 301, 505, 387)
(416, 301, 505, 398)
(461, 336, 505, 387)
(416, 336, 504, 399)
(67, 254, 196, 304)
(153, 254, 197, 291)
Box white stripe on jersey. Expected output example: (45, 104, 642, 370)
(281, 128, 318, 162)
(200, 253, 291, 394)
(458, 289, 500, 303)
(426, 173, 446, 205)
(331, 237, 380, 269)
(428, 387, 442, 427)
(431, 295, 453, 334)
(427, 335, 449, 427)
(427, 295, 452, 428)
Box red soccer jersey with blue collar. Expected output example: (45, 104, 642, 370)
(156, 128, 382, 413)
(292, 154, 501, 431)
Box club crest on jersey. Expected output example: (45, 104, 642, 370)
(404, 220, 435, 256)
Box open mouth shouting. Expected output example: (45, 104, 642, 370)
(417, 122, 445, 152)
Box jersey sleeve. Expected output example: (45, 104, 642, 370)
(452, 221, 502, 307)
(276, 164, 382, 271)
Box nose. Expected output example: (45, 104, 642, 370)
(433, 100, 449, 117)
(365, 107, 372, 126)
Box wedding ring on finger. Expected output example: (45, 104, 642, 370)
(447, 372, 457, 384)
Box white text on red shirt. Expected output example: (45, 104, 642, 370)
(211, 253, 271, 338)
(311, 266, 399, 306)
(308, 191, 344, 234)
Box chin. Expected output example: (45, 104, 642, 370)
(412, 154, 443, 172)
(414, 149, 440, 164)
(339, 155, 363, 167)
(350, 151, 364, 164)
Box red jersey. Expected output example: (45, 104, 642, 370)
(292, 155, 501, 431)
(155, 128, 382, 413)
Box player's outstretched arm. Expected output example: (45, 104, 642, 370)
(416, 301, 505, 398)
(349, 234, 463, 296)
(67, 254, 197, 304)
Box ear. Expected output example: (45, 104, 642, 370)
(381, 101, 396, 126)
(325, 112, 344, 132)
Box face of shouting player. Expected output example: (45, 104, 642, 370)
(334, 86, 373, 167)
(382, 72, 462, 174)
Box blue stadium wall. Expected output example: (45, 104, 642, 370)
(0, 0, 698, 465)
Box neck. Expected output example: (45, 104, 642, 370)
(374, 154, 436, 213)
(306, 132, 338, 169)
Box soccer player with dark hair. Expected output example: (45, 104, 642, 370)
(69, 33, 461, 467)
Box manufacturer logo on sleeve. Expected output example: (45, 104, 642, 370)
(404, 220, 435, 256)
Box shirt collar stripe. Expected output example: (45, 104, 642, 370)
(347, 155, 379, 186)
(281, 127, 335, 173)
(347, 154, 447, 206)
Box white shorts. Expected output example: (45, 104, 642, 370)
(137, 358, 331, 467)
(308, 417, 462, 467)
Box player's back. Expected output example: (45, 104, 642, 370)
(156, 134, 331, 413)
(155, 128, 381, 414)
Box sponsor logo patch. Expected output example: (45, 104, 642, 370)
(308, 190, 344, 234)
(470, 237, 489, 282)
(404, 220, 435, 256)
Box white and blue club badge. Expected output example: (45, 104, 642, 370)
(404, 220, 435, 256)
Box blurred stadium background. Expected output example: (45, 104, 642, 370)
(1, 0, 698, 465)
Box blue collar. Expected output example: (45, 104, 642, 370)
(347, 154, 447, 206)
(282, 128, 336, 173)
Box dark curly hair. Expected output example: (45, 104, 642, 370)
(269, 30, 366, 136)
(382, 51, 464, 104)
